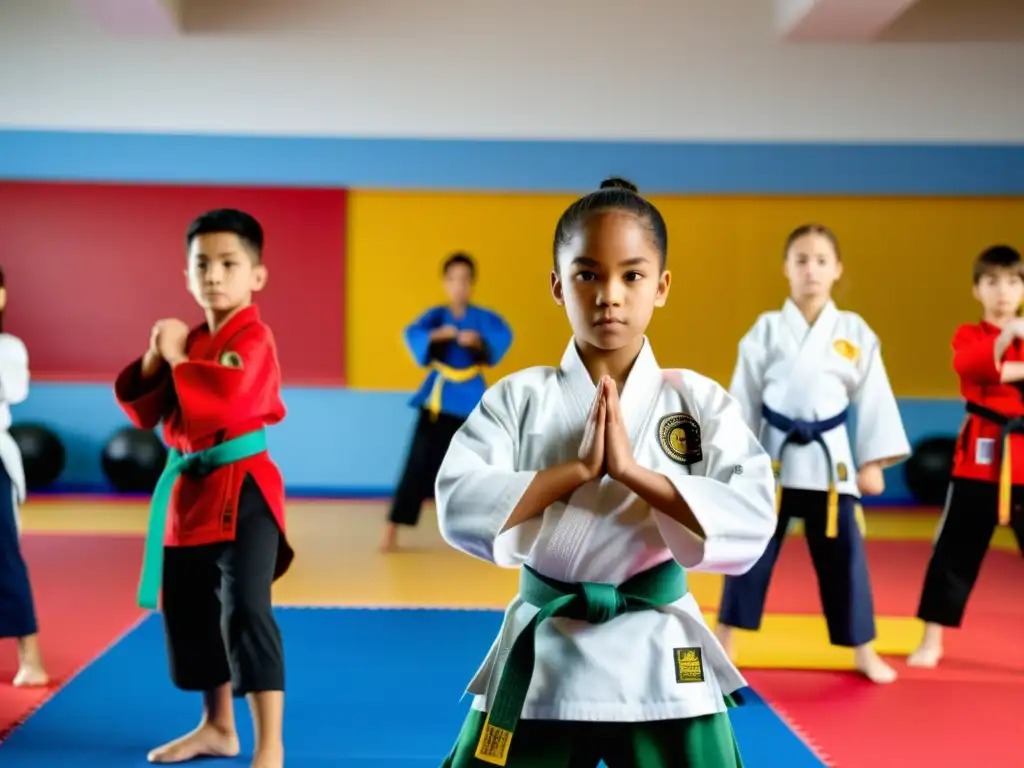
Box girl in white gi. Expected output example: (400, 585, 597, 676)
(714, 225, 910, 685)
(0, 268, 49, 687)
(435, 178, 777, 767)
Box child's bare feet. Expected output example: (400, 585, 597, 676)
(12, 663, 48, 688)
(907, 644, 943, 668)
(854, 644, 897, 684)
(379, 523, 398, 553)
(251, 743, 284, 768)
(13, 635, 49, 687)
(907, 623, 944, 668)
(147, 722, 240, 764)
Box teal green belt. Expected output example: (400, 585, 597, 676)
(136, 429, 269, 610)
(473, 559, 689, 766)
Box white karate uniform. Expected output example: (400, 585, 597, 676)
(435, 338, 776, 724)
(728, 299, 910, 494)
(0, 334, 29, 528)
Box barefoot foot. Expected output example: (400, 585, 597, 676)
(251, 744, 284, 768)
(854, 645, 897, 684)
(147, 723, 241, 764)
(907, 623, 944, 668)
(12, 663, 49, 688)
(379, 523, 399, 553)
(906, 642, 943, 668)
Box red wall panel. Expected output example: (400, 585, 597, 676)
(0, 182, 346, 384)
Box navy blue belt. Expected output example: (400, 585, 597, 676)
(762, 404, 849, 538)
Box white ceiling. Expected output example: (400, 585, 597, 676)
(69, 0, 1024, 41)
(880, 0, 1024, 42)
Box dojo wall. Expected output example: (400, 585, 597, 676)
(0, 182, 347, 384)
(3, 0, 1024, 503)
(5, 150, 1024, 501)
(348, 192, 1024, 396)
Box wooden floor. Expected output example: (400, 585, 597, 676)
(20, 497, 1022, 669)
(21, 497, 1019, 610)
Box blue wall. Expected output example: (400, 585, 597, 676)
(12, 384, 411, 497)
(14, 384, 964, 504)
(2, 128, 1014, 503)
(2, 130, 1024, 195)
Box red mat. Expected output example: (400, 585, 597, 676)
(748, 539, 1024, 767)
(0, 534, 145, 740)
(748, 536, 1023, 619)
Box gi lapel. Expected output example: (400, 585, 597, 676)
(557, 337, 662, 448)
(778, 299, 841, 414)
(617, 339, 664, 449)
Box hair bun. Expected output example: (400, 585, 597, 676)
(599, 176, 639, 194)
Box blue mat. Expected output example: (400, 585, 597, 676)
(0, 608, 824, 767)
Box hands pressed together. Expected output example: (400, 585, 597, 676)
(431, 325, 482, 349)
(578, 376, 638, 484)
(141, 318, 190, 377)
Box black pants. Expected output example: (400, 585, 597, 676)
(718, 489, 876, 647)
(388, 409, 465, 527)
(916, 477, 1024, 627)
(0, 464, 37, 639)
(162, 475, 284, 696)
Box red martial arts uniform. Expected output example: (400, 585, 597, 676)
(114, 305, 293, 575)
(950, 321, 1024, 489)
(114, 304, 292, 695)
(916, 321, 1024, 628)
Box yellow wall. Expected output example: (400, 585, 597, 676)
(346, 192, 1024, 398)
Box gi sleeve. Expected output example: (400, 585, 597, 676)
(435, 378, 539, 568)
(852, 338, 911, 468)
(653, 372, 777, 576)
(114, 359, 173, 430)
(171, 325, 280, 439)
(952, 324, 1001, 386)
(477, 308, 514, 367)
(403, 307, 445, 367)
(727, 326, 767, 435)
(0, 335, 29, 407)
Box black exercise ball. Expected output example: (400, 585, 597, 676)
(10, 423, 66, 490)
(102, 427, 168, 493)
(903, 436, 957, 506)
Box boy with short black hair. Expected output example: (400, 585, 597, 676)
(381, 251, 512, 551)
(908, 244, 1024, 668)
(115, 208, 291, 768)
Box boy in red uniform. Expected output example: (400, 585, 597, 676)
(908, 244, 1024, 668)
(114, 209, 292, 767)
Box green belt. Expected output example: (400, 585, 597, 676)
(136, 429, 269, 610)
(474, 558, 689, 766)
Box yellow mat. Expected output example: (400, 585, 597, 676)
(710, 613, 920, 670)
(25, 499, 937, 671)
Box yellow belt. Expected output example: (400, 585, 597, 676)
(999, 436, 1013, 526)
(426, 361, 482, 420)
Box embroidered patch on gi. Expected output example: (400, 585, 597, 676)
(674, 647, 705, 684)
(832, 339, 860, 362)
(733, 465, 743, 475)
(658, 413, 702, 465)
(975, 438, 995, 466)
(219, 350, 243, 369)
(837, 462, 848, 482)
